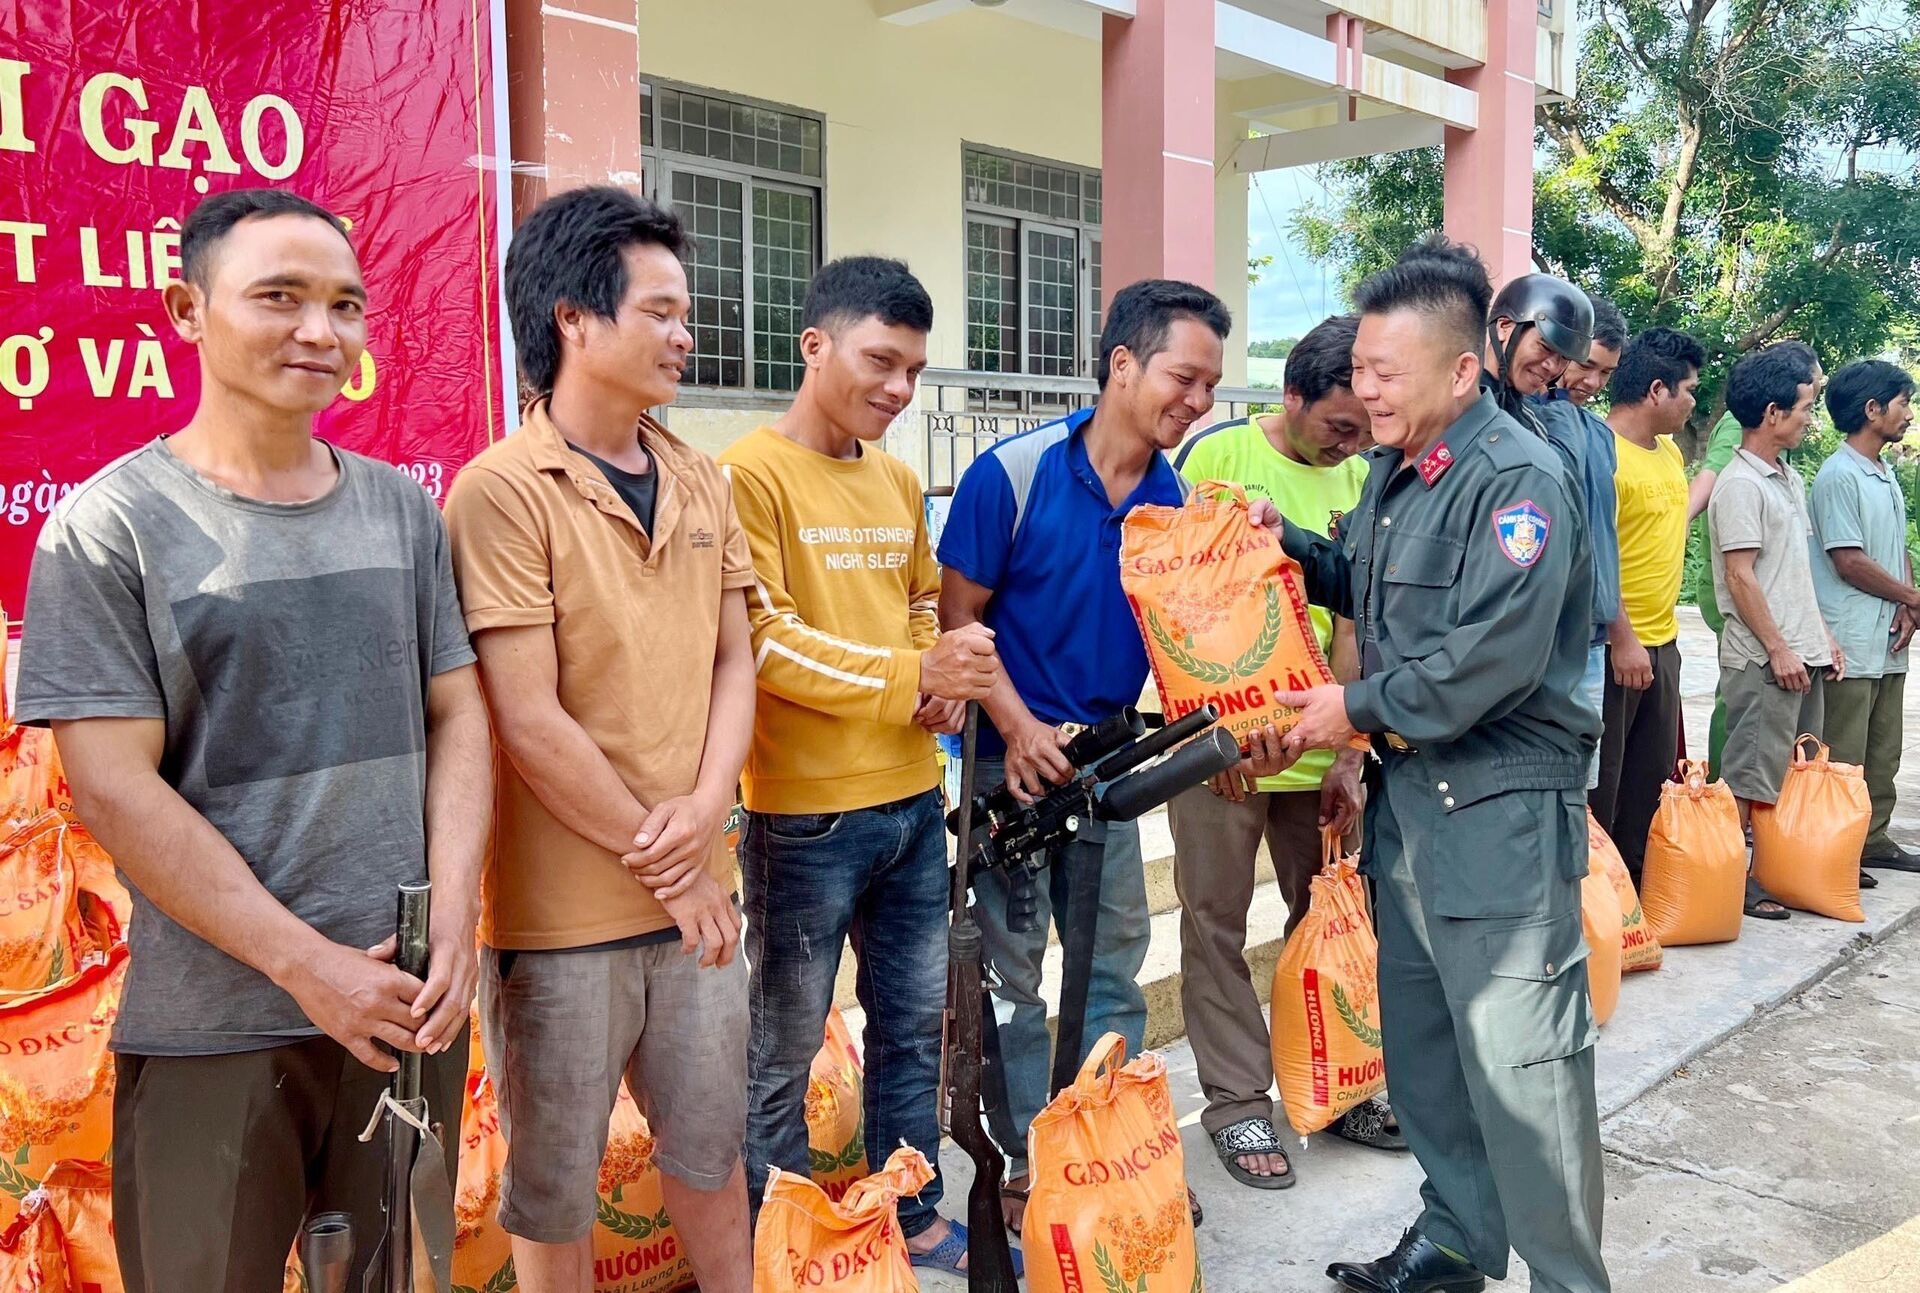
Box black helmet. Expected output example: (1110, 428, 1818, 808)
(1489, 274, 1595, 365)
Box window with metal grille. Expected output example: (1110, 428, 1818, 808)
(641, 80, 824, 393)
(962, 146, 1102, 380)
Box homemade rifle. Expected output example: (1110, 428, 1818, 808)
(941, 703, 1239, 1291)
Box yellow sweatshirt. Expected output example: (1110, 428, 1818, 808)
(718, 426, 942, 813)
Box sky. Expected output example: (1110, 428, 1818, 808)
(1244, 168, 1345, 345)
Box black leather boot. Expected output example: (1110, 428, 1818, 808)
(1325, 1228, 1488, 1292)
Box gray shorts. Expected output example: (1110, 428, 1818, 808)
(479, 941, 749, 1243)
(1720, 661, 1826, 805)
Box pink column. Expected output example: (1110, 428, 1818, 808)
(1102, 0, 1216, 291)
(1442, 0, 1535, 285)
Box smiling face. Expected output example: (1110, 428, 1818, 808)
(1107, 316, 1224, 452)
(1280, 384, 1370, 466)
(557, 241, 694, 411)
(1352, 308, 1482, 456)
(1561, 340, 1621, 406)
(804, 314, 929, 443)
(165, 212, 366, 415)
(1492, 317, 1570, 394)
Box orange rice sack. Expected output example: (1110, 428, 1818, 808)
(751, 1147, 932, 1293)
(1023, 1035, 1199, 1293)
(0, 946, 124, 1235)
(1122, 482, 1362, 750)
(1581, 856, 1624, 1027)
(1588, 811, 1661, 973)
(1640, 761, 1747, 946)
(1751, 735, 1869, 923)
(0, 816, 88, 998)
(1271, 830, 1385, 1135)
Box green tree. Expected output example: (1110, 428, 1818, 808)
(1248, 338, 1298, 359)
(1295, 0, 1920, 459)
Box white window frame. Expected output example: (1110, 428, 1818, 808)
(641, 78, 826, 396)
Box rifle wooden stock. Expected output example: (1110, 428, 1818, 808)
(944, 702, 1020, 1292)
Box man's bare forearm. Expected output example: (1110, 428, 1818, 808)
(1725, 564, 1792, 655)
(493, 703, 647, 856)
(424, 668, 493, 920)
(55, 721, 322, 985)
(1831, 548, 1920, 608)
(694, 595, 756, 810)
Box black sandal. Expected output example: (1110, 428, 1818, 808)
(1330, 1095, 1409, 1152)
(1860, 868, 1879, 890)
(1744, 875, 1790, 920)
(1211, 1116, 1296, 1190)
(1001, 1177, 1029, 1237)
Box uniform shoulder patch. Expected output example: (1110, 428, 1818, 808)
(1492, 499, 1552, 568)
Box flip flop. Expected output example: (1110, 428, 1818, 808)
(1330, 1095, 1410, 1152)
(908, 1220, 1024, 1278)
(1000, 1180, 1028, 1238)
(1212, 1116, 1296, 1189)
(1744, 875, 1790, 920)
(1860, 868, 1879, 890)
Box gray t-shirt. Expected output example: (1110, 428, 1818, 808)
(1709, 447, 1832, 671)
(14, 438, 475, 1055)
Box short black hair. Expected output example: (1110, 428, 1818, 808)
(1284, 315, 1358, 404)
(180, 188, 351, 290)
(1726, 341, 1820, 429)
(1826, 359, 1916, 434)
(1352, 235, 1492, 360)
(505, 186, 689, 394)
(801, 256, 933, 335)
(1589, 297, 1629, 353)
(1610, 327, 1706, 406)
(1096, 279, 1231, 389)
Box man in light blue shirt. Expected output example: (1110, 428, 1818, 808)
(1812, 359, 1920, 873)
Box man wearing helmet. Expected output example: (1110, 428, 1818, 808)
(1488, 276, 1621, 781)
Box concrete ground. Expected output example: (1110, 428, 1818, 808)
(911, 607, 1920, 1291)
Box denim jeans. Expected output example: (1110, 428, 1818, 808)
(1582, 641, 1607, 791)
(969, 758, 1149, 1176)
(741, 789, 948, 1239)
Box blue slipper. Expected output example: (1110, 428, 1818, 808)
(909, 1220, 1024, 1278)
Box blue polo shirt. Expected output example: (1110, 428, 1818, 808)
(938, 408, 1187, 757)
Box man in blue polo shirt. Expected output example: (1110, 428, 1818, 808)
(939, 278, 1232, 1234)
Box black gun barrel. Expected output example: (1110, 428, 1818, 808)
(1095, 727, 1241, 822)
(1091, 703, 1222, 785)
(300, 1212, 353, 1293)
(1062, 707, 1147, 767)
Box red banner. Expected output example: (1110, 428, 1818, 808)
(0, 0, 504, 621)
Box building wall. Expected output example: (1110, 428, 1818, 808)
(640, 0, 1250, 454)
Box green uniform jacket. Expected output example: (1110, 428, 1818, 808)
(1282, 392, 1600, 915)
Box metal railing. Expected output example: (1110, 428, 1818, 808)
(915, 367, 1277, 490)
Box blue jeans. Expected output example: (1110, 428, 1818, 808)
(741, 790, 948, 1238)
(1583, 641, 1607, 791)
(970, 758, 1149, 1176)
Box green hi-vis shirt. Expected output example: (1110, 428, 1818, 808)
(1175, 417, 1369, 792)
(1691, 414, 1743, 631)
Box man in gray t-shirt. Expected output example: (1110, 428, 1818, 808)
(14, 189, 491, 1290)
(1708, 342, 1841, 921)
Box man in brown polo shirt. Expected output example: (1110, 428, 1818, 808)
(444, 187, 756, 1293)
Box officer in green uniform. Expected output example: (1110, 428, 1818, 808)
(1270, 237, 1609, 1293)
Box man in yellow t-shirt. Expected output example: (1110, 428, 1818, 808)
(1167, 316, 1393, 1189)
(717, 258, 1005, 1278)
(1596, 327, 1705, 878)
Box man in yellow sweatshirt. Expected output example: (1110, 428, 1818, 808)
(717, 257, 1002, 1277)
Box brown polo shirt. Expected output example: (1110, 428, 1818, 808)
(444, 401, 754, 950)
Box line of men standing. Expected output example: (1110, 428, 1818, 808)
(16, 177, 1914, 1293)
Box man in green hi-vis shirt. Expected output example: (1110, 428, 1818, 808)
(1167, 315, 1401, 1194)
(1687, 412, 1745, 774)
